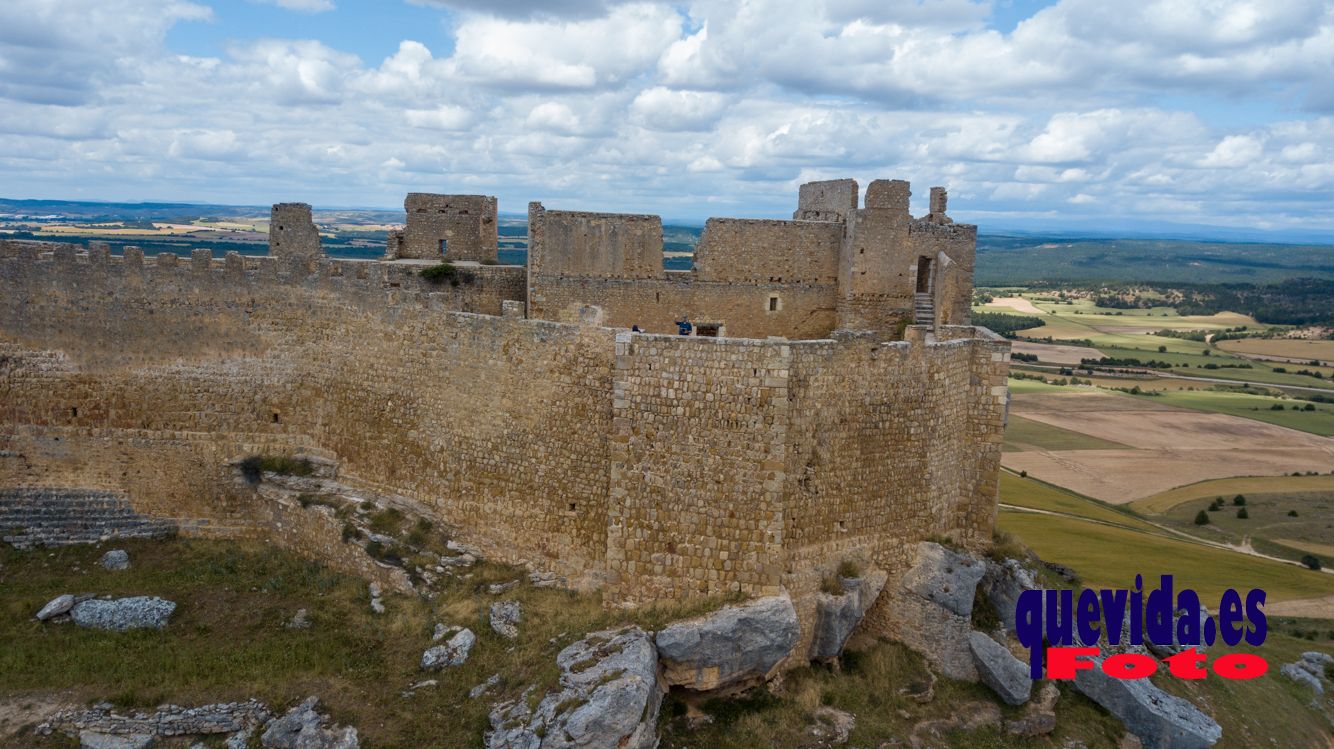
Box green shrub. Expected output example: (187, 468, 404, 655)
(836, 559, 862, 579)
(1288, 510, 1299, 517)
(239, 454, 314, 484)
(1300, 554, 1321, 571)
(1236, 507, 1248, 519)
(1194, 510, 1209, 525)
(419, 263, 475, 287)
(1233, 495, 1246, 506)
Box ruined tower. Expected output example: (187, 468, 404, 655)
(399, 193, 499, 263)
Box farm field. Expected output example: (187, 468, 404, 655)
(1000, 389, 1334, 503)
(1131, 474, 1334, 514)
(997, 509, 1334, 603)
(1217, 337, 1334, 362)
(977, 292, 1334, 390)
(998, 471, 1160, 532)
(1158, 490, 1334, 564)
(1002, 415, 1129, 452)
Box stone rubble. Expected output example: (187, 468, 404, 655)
(490, 600, 522, 640)
(99, 549, 130, 571)
(421, 628, 476, 670)
(260, 697, 358, 749)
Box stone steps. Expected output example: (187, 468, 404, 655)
(914, 293, 935, 324)
(0, 488, 178, 549)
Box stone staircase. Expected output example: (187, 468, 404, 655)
(914, 293, 935, 325)
(0, 488, 178, 549)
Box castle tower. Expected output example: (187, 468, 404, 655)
(399, 193, 498, 263)
(269, 203, 322, 261)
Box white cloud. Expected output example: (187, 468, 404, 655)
(0, 0, 1333, 231)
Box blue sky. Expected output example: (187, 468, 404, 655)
(2, 0, 1333, 231)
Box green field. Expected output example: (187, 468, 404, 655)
(1125, 389, 1334, 436)
(1159, 491, 1333, 564)
(1132, 475, 1334, 514)
(998, 510, 1334, 602)
(1003, 415, 1129, 452)
(999, 472, 1160, 532)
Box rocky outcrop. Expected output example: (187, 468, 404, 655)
(261, 697, 358, 749)
(486, 627, 661, 749)
(1280, 651, 1332, 694)
(421, 628, 476, 670)
(809, 571, 888, 660)
(100, 549, 130, 571)
(1074, 662, 1221, 748)
(884, 542, 984, 680)
(490, 600, 521, 640)
(967, 631, 1031, 706)
(70, 597, 176, 631)
(656, 595, 800, 691)
(980, 557, 1036, 632)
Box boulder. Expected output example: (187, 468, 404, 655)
(71, 597, 175, 631)
(656, 595, 799, 691)
(809, 571, 888, 660)
(260, 697, 358, 749)
(1074, 661, 1221, 748)
(486, 627, 661, 749)
(490, 600, 521, 640)
(967, 632, 1032, 706)
(980, 558, 1037, 632)
(100, 550, 130, 571)
(36, 594, 76, 621)
(884, 543, 985, 680)
(421, 628, 476, 670)
(1144, 607, 1212, 659)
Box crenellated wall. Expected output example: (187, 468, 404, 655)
(0, 178, 1007, 655)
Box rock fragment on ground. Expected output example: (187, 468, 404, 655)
(261, 697, 358, 749)
(421, 628, 476, 669)
(968, 631, 1032, 705)
(656, 595, 800, 692)
(1074, 660, 1221, 748)
(99, 549, 130, 571)
(70, 597, 176, 631)
(489, 600, 521, 640)
(286, 608, 311, 630)
(486, 627, 660, 749)
(36, 593, 76, 621)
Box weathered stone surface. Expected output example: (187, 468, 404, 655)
(902, 543, 985, 617)
(79, 732, 153, 749)
(980, 558, 1036, 632)
(1144, 607, 1212, 659)
(967, 632, 1031, 706)
(1280, 663, 1323, 694)
(809, 571, 887, 660)
(1005, 682, 1058, 737)
(885, 543, 985, 681)
(100, 549, 130, 571)
(486, 627, 660, 749)
(42, 700, 271, 746)
(37, 593, 76, 620)
(261, 697, 358, 749)
(70, 597, 176, 631)
(656, 595, 799, 691)
(490, 600, 521, 640)
(1074, 663, 1221, 748)
(421, 628, 476, 670)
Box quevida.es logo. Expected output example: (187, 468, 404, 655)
(1015, 575, 1268, 681)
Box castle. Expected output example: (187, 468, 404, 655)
(0, 178, 1009, 654)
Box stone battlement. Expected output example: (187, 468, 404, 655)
(0, 177, 1008, 659)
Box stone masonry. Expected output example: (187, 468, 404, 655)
(399, 193, 498, 262)
(0, 177, 1009, 659)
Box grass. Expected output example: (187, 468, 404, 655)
(419, 263, 475, 287)
(1157, 491, 1334, 565)
(1132, 475, 1334, 514)
(0, 538, 729, 748)
(1003, 415, 1129, 452)
(239, 455, 314, 484)
(998, 472, 1160, 532)
(997, 509, 1334, 603)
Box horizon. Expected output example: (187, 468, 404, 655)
(3, 1, 1334, 234)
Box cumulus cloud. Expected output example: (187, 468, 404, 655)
(0, 0, 1332, 231)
